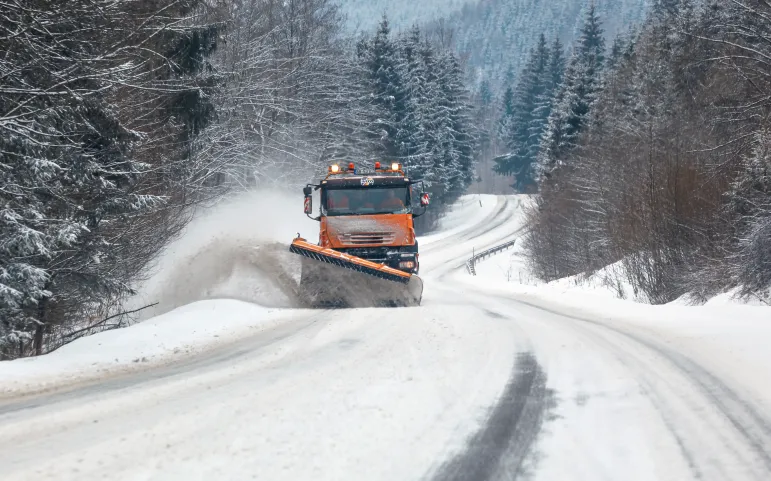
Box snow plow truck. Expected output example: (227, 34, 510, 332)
(290, 162, 430, 307)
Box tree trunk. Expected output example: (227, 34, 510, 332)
(33, 297, 48, 356)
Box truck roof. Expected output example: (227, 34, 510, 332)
(322, 174, 410, 188)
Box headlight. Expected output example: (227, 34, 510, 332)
(399, 261, 415, 269)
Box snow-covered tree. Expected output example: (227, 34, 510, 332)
(529, 37, 566, 161)
(494, 33, 567, 191)
(198, 0, 374, 184)
(498, 87, 516, 141)
(436, 51, 477, 199)
(396, 27, 432, 178)
(523, 0, 771, 302)
(0, 0, 221, 358)
(359, 16, 409, 160)
(730, 131, 771, 294)
(537, 4, 606, 181)
(357, 18, 477, 206)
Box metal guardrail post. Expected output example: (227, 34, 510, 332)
(465, 238, 518, 277)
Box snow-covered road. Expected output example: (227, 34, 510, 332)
(1, 195, 770, 481)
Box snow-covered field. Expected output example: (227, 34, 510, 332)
(1, 194, 770, 481)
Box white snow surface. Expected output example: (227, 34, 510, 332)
(0, 301, 282, 397)
(2, 194, 771, 481)
(464, 225, 771, 481)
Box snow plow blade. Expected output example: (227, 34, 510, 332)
(289, 238, 423, 307)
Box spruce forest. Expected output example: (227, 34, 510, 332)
(0, 1, 475, 358)
(495, 0, 771, 303)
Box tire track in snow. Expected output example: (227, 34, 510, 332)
(452, 197, 523, 248)
(572, 315, 771, 476)
(430, 352, 549, 481)
(455, 198, 515, 243)
(422, 196, 513, 255)
(0, 312, 329, 416)
(618, 329, 771, 474)
(499, 295, 771, 480)
(423, 197, 526, 280)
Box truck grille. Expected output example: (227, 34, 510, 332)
(340, 232, 396, 245)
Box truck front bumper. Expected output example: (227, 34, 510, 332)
(336, 243, 419, 274)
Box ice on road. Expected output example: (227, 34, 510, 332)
(1, 194, 770, 481)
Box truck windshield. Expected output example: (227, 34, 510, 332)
(325, 187, 410, 216)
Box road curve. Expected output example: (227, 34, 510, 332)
(1, 195, 769, 481)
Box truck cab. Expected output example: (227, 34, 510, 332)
(304, 162, 430, 274)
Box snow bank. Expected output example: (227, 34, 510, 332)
(465, 262, 771, 326)
(524, 259, 649, 303)
(0, 300, 291, 398)
(473, 237, 769, 306)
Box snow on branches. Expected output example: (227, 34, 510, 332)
(0, 0, 222, 358)
(357, 18, 477, 211)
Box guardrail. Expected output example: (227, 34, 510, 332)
(466, 238, 518, 276)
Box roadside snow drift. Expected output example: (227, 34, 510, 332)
(0, 300, 284, 398)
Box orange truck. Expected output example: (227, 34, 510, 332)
(290, 161, 430, 307)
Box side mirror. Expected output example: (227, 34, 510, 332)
(420, 193, 430, 207)
(304, 195, 313, 215)
(303, 186, 313, 196)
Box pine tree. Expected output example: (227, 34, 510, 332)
(432, 52, 462, 200)
(441, 53, 477, 197)
(498, 87, 516, 141)
(494, 34, 551, 191)
(358, 15, 408, 160)
(396, 26, 428, 173)
(417, 38, 444, 189)
(607, 35, 626, 71)
(528, 36, 564, 171)
(493, 48, 537, 182)
(548, 37, 567, 95)
(356, 19, 476, 205)
(479, 80, 493, 107)
(537, 4, 606, 181)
